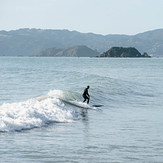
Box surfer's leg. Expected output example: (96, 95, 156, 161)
(83, 95, 86, 103)
(87, 96, 89, 104)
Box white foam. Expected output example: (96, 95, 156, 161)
(0, 92, 76, 132)
(48, 89, 65, 99)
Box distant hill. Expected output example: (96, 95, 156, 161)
(100, 47, 151, 58)
(36, 47, 64, 57)
(36, 45, 99, 57)
(0, 28, 163, 57)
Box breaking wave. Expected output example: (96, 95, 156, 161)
(0, 90, 80, 132)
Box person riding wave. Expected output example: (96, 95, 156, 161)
(83, 85, 90, 104)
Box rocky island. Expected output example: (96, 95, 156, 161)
(100, 47, 151, 58)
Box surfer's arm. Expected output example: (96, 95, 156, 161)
(87, 92, 90, 97)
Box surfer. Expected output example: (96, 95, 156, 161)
(83, 85, 90, 104)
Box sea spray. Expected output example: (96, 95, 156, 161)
(0, 92, 77, 132)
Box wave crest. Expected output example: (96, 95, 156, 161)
(0, 90, 78, 132)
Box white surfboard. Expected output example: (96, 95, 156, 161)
(60, 99, 103, 110)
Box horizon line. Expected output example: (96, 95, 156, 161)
(0, 28, 163, 36)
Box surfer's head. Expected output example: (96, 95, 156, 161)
(87, 85, 90, 89)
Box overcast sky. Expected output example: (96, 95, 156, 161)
(1, 0, 163, 35)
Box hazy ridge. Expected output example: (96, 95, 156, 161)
(0, 28, 163, 57)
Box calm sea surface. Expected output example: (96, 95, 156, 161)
(0, 57, 163, 162)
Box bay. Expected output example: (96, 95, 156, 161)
(0, 57, 163, 162)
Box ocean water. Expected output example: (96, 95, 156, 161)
(0, 57, 163, 163)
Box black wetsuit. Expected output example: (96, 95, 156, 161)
(83, 88, 89, 104)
